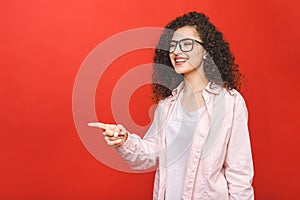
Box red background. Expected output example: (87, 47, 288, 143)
(1, 0, 300, 199)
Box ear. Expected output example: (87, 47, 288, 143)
(203, 50, 208, 59)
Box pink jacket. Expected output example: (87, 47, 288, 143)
(117, 82, 254, 200)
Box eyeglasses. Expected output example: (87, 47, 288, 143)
(169, 38, 204, 53)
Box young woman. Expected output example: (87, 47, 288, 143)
(89, 11, 254, 200)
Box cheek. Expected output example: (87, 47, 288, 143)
(189, 51, 204, 65)
(169, 54, 175, 65)
(188, 56, 199, 66)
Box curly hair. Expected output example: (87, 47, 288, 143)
(152, 11, 243, 103)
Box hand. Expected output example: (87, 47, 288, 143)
(88, 122, 128, 147)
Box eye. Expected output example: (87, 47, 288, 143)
(182, 41, 193, 46)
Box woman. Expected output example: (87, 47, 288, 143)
(89, 11, 254, 200)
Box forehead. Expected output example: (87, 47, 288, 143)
(171, 26, 200, 41)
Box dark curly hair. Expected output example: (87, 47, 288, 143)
(152, 11, 243, 103)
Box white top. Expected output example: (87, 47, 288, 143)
(165, 90, 206, 200)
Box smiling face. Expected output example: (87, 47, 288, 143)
(169, 26, 207, 76)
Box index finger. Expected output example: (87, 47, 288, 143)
(88, 122, 108, 129)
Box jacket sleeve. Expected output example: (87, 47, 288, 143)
(115, 103, 166, 170)
(224, 94, 254, 200)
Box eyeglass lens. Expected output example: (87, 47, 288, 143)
(169, 39, 194, 53)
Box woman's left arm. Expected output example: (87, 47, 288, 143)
(224, 94, 254, 200)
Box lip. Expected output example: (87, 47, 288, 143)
(174, 56, 188, 66)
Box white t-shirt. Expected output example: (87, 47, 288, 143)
(165, 90, 206, 200)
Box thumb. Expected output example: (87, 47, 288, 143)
(117, 124, 127, 135)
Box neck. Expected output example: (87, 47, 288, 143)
(183, 68, 208, 95)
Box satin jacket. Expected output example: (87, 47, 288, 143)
(117, 82, 254, 200)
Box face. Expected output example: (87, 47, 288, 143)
(169, 26, 206, 76)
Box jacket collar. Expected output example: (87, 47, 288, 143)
(171, 81, 222, 99)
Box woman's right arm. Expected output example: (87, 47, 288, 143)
(115, 106, 164, 170)
(89, 103, 165, 170)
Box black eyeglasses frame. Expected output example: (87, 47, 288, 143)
(169, 38, 204, 53)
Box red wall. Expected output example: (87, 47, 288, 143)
(1, 0, 300, 199)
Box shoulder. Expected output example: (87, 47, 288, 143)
(221, 88, 247, 106)
(224, 89, 249, 118)
(156, 95, 173, 110)
(213, 87, 248, 115)
(157, 81, 183, 108)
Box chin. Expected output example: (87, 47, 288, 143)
(174, 65, 191, 73)
(174, 67, 185, 74)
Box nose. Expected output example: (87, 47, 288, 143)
(173, 43, 183, 54)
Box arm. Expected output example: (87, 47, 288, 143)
(89, 103, 166, 170)
(115, 105, 164, 170)
(224, 94, 254, 200)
